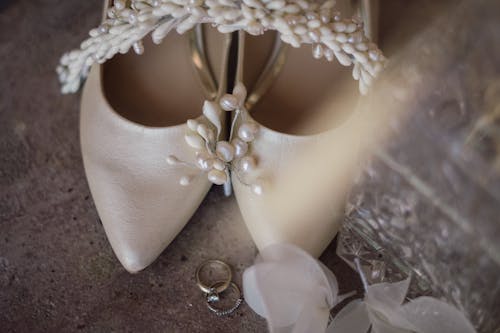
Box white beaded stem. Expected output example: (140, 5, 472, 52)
(57, 0, 385, 94)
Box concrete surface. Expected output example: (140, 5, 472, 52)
(0, 1, 363, 332)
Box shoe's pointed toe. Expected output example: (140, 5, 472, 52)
(232, 123, 349, 258)
(80, 67, 212, 272)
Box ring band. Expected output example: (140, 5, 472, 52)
(195, 259, 232, 295)
(206, 281, 243, 317)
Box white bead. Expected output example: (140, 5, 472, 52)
(219, 94, 239, 111)
(352, 64, 361, 80)
(352, 51, 368, 64)
(120, 8, 132, 18)
(323, 39, 341, 52)
(335, 33, 347, 43)
(223, 9, 241, 20)
(335, 51, 352, 66)
(132, 41, 144, 55)
(284, 4, 300, 14)
(107, 8, 117, 18)
(247, 20, 264, 35)
(285, 15, 298, 25)
(196, 124, 212, 142)
(282, 33, 301, 48)
(196, 152, 213, 171)
(313, 44, 324, 59)
(251, 183, 263, 195)
(267, 0, 285, 10)
(238, 122, 259, 142)
(369, 50, 380, 61)
(342, 43, 355, 53)
(208, 169, 227, 185)
(231, 138, 248, 158)
(307, 19, 321, 29)
(361, 69, 373, 86)
(306, 12, 319, 20)
(348, 32, 363, 44)
(213, 159, 226, 171)
(128, 13, 138, 24)
(185, 134, 205, 149)
(293, 25, 307, 35)
(216, 141, 235, 162)
(332, 22, 346, 32)
(114, 0, 126, 10)
(187, 119, 199, 131)
(356, 43, 368, 51)
(166, 155, 180, 165)
(232, 82, 247, 102)
(324, 48, 334, 61)
(98, 24, 109, 34)
(239, 156, 257, 173)
(320, 12, 331, 24)
(180, 176, 191, 186)
(345, 23, 357, 33)
(308, 30, 320, 43)
(202, 101, 221, 134)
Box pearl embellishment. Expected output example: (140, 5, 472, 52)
(208, 169, 227, 185)
(166, 155, 180, 165)
(216, 141, 235, 162)
(238, 122, 259, 142)
(196, 153, 213, 171)
(251, 183, 263, 195)
(212, 158, 226, 171)
(220, 94, 239, 111)
(187, 119, 199, 131)
(165, 82, 265, 192)
(180, 175, 191, 186)
(239, 156, 257, 173)
(185, 134, 205, 149)
(58, 0, 385, 95)
(232, 138, 248, 158)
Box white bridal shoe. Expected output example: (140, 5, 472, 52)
(58, 0, 384, 271)
(78, 3, 231, 272)
(227, 0, 381, 257)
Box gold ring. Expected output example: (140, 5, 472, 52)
(195, 259, 232, 296)
(206, 281, 243, 316)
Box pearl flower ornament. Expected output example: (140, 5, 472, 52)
(167, 83, 262, 192)
(167, 100, 229, 186)
(57, 0, 385, 95)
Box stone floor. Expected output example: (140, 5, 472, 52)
(0, 1, 366, 332)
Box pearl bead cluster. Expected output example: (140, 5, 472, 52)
(58, 0, 385, 94)
(167, 82, 263, 193)
(221, 82, 267, 195)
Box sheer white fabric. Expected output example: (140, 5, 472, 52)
(330, 277, 477, 333)
(243, 243, 343, 333)
(244, 243, 476, 333)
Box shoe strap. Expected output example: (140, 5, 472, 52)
(188, 25, 219, 101)
(242, 33, 287, 111)
(355, 0, 379, 42)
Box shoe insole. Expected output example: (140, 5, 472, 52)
(247, 1, 359, 136)
(248, 39, 358, 135)
(241, 31, 278, 96)
(102, 28, 223, 127)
